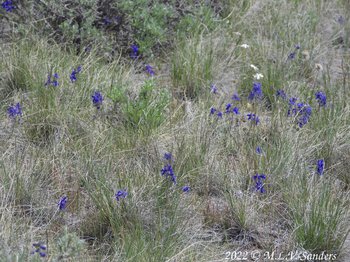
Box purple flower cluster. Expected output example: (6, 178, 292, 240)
(276, 89, 287, 100)
(316, 159, 324, 175)
(91, 91, 104, 109)
(225, 103, 240, 115)
(182, 186, 190, 192)
(164, 152, 172, 161)
(315, 91, 327, 107)
(161, 164, 176, 184)
(70, 66, 82, 82)
(130, 44, 139, 59)
(58, 196, 68, 210)
(211, 84, 218, 94)
(7, 103, 22, 119)
(252, 174, 266, 193)
(232, 93, 240, 101)
(31, 242, 46, 257)
(288, 44, 301, 60)
(288, 99, 312, 127)
(256, 146, 262, 154)
(115, 189, 128, 201)
(210, 107, 223, 118)
(161, 153, 176, 184)
(248, 82, 263, 101)
(247, 113, 260, 125)
(145, 64, 155, 76)
(2, 1, 15, 12)
(45, 73, 59, 87)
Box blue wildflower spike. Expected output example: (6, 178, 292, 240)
(247, 113, 260, 125)
(315, 91, 327, 107)
(58, 196, 68, 210)
(276, 89, 287, 100)
(130, 44, 139, 59)
(232, 93, 240, 101)
(45, 73, 59, 87)
(232, 107, 240, 115)
(31, 242, 47, 257)
(7, 103, 22, 119)
(2, 1, 15, 12)
(248, 82, 263, 101)
(70, 66, 82, 82)
(210, 84, 218, 94)
(288, 52, 296, 60)
(316, 159, 324, 175)
(164, 152, 172, 161)
(256, 146, 262, 154)
(182, 186, 190, 192)
(161, 163, 177, 185)
(225, 103, 232, 113)
(91, 91, 104, 109)
(252, 174, 266, 193)
(145, 64, 155, 76)
(115, 190, 128, 201)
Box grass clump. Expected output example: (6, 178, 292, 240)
(1, 0, 350, 261)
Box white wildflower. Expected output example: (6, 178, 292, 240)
(240, 44, 249, 48)
(253, 73, 264, 80)
(250, 64, 259, 71)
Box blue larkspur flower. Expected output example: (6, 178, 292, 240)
(182, 186, 190, 192)
(130, 44, 139, 59)
(316, 159, 324, 175)
(7, 103, 22, 118)
(297, 104, 312, 127)
(288, 100, 312, 127)
(164, 152, 172, 161)
(91, 91, 103, 109)
(232, 107, 240, 114)
(58, 196, 68, 210)
(247, 113, 260, 125)
(210, 107, 216, 115)
(210, 84, 218, 94)
(115, 189, 128, 201)
(2, 1, 15, 12)
(31, 242, 47, 257)
(70, 66, 82, 82)
(256, 146, 262, 154)
(289, 97, 298, 105)
(248, 82, 263, 100)
(252, 174, 266, 193)
(45, 73, 59, 87)
(276, 89, 287, 100)
(225, 103, 232, 113)
(295, 44, 301, 50)
(315, 91, 327, 107)
(232, 93, 240, 101)
(288, 52, 296, 60)
(161, 164, 176, 185)
(217, 111, 223, 118)
(145, 64, 155, 76)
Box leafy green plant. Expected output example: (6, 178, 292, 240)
(55, 227, 87, 260)
(109, 80, 170, 134)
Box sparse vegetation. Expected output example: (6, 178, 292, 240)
(1, 0, 350, 261)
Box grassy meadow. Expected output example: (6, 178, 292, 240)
(0, 0, 350, 261)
